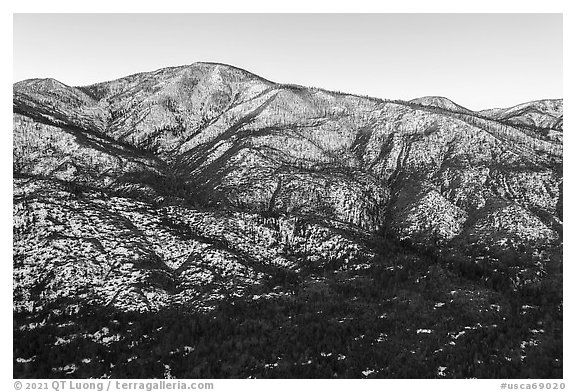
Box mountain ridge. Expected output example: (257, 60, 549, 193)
(13, 62, 563, 378)
(14, 61, 564, 121)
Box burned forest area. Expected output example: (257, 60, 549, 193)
(13, 63, 563, 379)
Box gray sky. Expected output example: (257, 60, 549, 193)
(13, 13, 562, 110)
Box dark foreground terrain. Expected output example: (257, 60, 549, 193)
(13, 63, 562, 378)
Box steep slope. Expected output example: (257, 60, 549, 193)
(13, 61, 563, 299)
(13, 62, 563, 378)
(479, 99, 563, 131)
(13, 78, 110, 132)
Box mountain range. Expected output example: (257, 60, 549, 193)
(13, 62, 562, 378)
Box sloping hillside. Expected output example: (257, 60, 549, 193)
(479, 99, 563, 131)
(13, 62, 562, 378)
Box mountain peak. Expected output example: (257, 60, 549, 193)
(14, 77, 71, 91)
(13, 61, 563, 379)
(479, 98, 563, 130)
(409, 96, 473, 114)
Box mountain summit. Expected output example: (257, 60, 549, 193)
(13, 63, 562, 378)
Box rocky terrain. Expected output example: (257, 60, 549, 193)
(13, 62, 562, 378)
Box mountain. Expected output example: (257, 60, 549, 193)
(13, 62, 562, 378)
(479, 99, 563, 132)
(409, 96, 474, 114)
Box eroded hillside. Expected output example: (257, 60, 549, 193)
(13, 62, 562, 378)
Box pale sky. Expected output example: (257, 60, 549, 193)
(13, 13, 562, 111)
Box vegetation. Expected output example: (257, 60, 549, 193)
(14, 233, 562, 378)
(13, 62, 563, 379)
